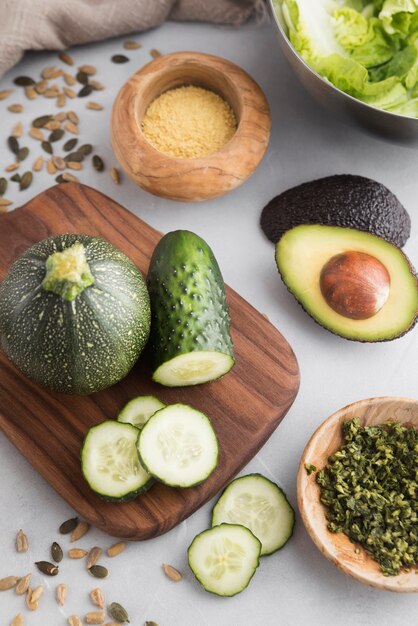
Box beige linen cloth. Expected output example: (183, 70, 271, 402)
(0, 0, 261, 79)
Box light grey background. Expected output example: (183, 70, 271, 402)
(0, 15, 417, 626)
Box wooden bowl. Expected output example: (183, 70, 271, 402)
(110, 52, 271, 202)
(298, 396, 418, 592)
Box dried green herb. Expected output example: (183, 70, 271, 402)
(108, 602, 130, 623)
(317, 418, 418, 576)
(111, 55, 129, 64)
(304, 463, 317, 475)
(32, 115, 53, 128)
(14, 76, 36, 87)
(59, 517, 78, 534)
(35, 561, 59, 576)
(63, 138, 78, 152)
(19, 171, 32, 191)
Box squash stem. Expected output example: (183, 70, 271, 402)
(42, 242, 94, 301)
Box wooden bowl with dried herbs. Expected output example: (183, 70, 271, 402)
(298, 396, 418, 592)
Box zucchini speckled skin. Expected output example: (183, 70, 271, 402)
(0, 234, 151, 394)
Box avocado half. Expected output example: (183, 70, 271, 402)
(275, 225, 418, 342)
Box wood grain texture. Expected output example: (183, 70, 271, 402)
(0, 183, 299, 540)
(111, 52, 271, 201)
(298, 396, 418, 592)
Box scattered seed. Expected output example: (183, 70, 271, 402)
(16, 529, 29, 552)
(10, 613, 24, 626)
(44, 87, 61, 98)
(79, 64, 97, 76)
(8, 104, 23, 113)
(68, 616, 82, 626)
(62, 172, 79, 182)
(44, 120, 61, 130)
(64, 121, 79, 135)
(57, 93, 67, 107)
(107, 541, 125, 557)
(15, 573, 31, 595)
(0, 198, 13, 208)
(64, 86, 76, 99)
(12, 122, 23, 138)
(63, 138, 78, 151)
(14, 76, 35, 87)
(64, 151, 84, 162)
(0, 576, 20, 591)
(52, 156, 66, 170)
(76, 71, 89, 85)
(56, 582, 68, 606)
(51, 541, 64, 562)
(105, 623, 123, 626)
(35, 80, 48, 94)
(32, 115, 53, 128)
(70, 520, 90, 541)
(85, 547, 102, 570)
(0, 178, 7, 196)
(55, 174, 66, 183)
(0, 89, 13, 100)
(8, 135, 19, 154)
(86, 101, 103, 110)
(150, 49, 162, 59)
(5, 163, 20, 172)
(162, 563, 182, 582)
(59, 51, 74, 66)
(24, 86, 37, 100)
(90, 587, 105, 609)
(88, 565, 108, 579)
(49, 128, 65, 142)
(47, 159, 57, 175)
(10, 173, 21, 183)
(108, 602, 130, 623)
(29, 128, 44, 140)
(55, 111, 67, 122)
(67, 110, 79, 124)
(66, 161, 82, 171)
(68, 548, 88, 559)
(32, 156, 44, 172)
(92, 154, 104, 172)
(90, 80, 104, 91)
(124, 40, 141, 50)
(17, 147, 29, 161)
(41, 140, 53, 154)
(64, 73, 77, 86)
(78, 84, 93, 98)
(144, 622, 158, 626)
(25, 587, 38, 611)
(111, 54, 129, 64)
(42, 66, 62, 79)
(29, 586, 44, 603)
(35, 560, 59, 576)
(78, 143, 93, 156)
(85, 612, 105, 625)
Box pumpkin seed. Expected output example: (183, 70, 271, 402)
(64, 151, 84, 162)
(33, 115, 53, 128)
(90, 586, 105, 609)
(12, 122, 23, 137)
(47, 159, 57, 175)
(10, 174, 21, 182)
(111, 55, 129, 64)
(29, 127, 44, 140)
(76, 71, 89, 85)
(57, 93, 67, 107)
(0, 89, 13, 100)
(62, 172, 79, 182)
(49, 128, 65, 142)
(0, 177, 7, 196)
(5, 163, 20, 172)
(17, 147, 29, 161)
(162, 563, 182, 582)
(68, 616, 82, 626)
(86, 101, 103, 110)
(107, 541, 125, 557)
(64, 121, 79, 135)
(15, 573, 31, 595)
(10, 613, 24, 626)
(14, 76, 36, 87)
(144, 622, 158, 626)
(68, 548, 88, 559)
(19, 171, 33, 191)
(123, 40, 141, 50)
(41, 140, 53, 154)
(55, 174, 67, 183)
(92, 155, 104, 172)
(24, 86, 38, 100)
(35, 560, 59, 576)
(64, 73, 77, 86)
(64, 86, 77, 99)
(0, 576, 20, 590)
(108, 602, 130, 623)
(150, 49, 162, 59)
(79, 64, 97, 75)
(56, 582, 68, 606)
(85, 612, 105, 624)
(32, 156, 44, 172)
(51, 541, 63, 562)
(8, 136, 19, 154)
(90, 80, 104, 91)
(88, 565, 108, 579)
(59, 51, 74, 66)
(78, 85, 93, 98)
(63, 138, 78, 152)
(78, 143, 93, 156)
(7, 104, 23, 113)
(70, 520, 90, 541)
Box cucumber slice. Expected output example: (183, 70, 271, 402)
(137, 403, 219, 487)
(81, 421, 152, 501)
(212, 474, 295, 555)
(117, 395, 166, 429)
(188, 523, 261, 596)
(153, 351, 234, 387)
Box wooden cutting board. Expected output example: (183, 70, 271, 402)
(0, 183, 300, 540)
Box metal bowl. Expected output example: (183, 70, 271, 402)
(268, 0, 418, 144)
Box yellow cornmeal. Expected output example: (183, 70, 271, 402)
(141, 85, 237, 159)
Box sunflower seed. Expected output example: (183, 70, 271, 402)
(29, 127, 44, 140)
(79, 64, 97, 76)
(64, 121, 79, 135)
(90, 587, 105, 609)
(35, 560, 59, 576)
(78, 85, 93, 98)
(55, 111, 68, 122)
(24, 86, 37, 100)
(70, 520, 90, 541)
(29, 586, 44, 603)
(59, 51, 74, 66)
(67, 110, 79, 124)
(107, 541, 125, 557)
(35, 80, 48, 94)
(55, 174, 67, 183)
(63, 138, 78, 151)
(16, 529, 29, 552)
(64, 86, 76, 99)
(68, 616, 82, 626)
(85, 612, 105, 624)
(41, 140, 53, 154)
(17, 147, 29, 161)
(0, 89, 13, 100)
(62, 172, 79, 182)
(8, 135, 19, 154)
(150, 49, 162, 59)
(68, 548, 88, 559)
(76, 71, 89, 85)
(32, 114, 53, 128)
(88, 565, 108, 579)
(64, 151, 84, 162)
(57, 93, 67, 107)
(78, 143, 92, 156)
(44, 87, 60, 98)
(25, 587, 38, 611)
(56, 583, 68, 606)
(44, 120, 61, 130)
(47, 159, 57, 175)
(10, 173, 21, 182)
(0, 198, 12, 208)
(123, 40, 142, 50)
(0, 576, 20, 590)
(49, 128, 65, 142)
(0, 177, 7, 196)
(52, 156, 66, 170)
(92, 155, 104, 172)
(14, 76, 35, 87)
(32, 156, 44, 172)
(10, 613, 24, 626)
(108, 602, 130, 623)
(90, 80, 104, 91)
(64, 73, 77, 86)
(42, 66, 62, 79)
(8, 104, 23, 113)
(12, 122, 23, 137)
(86, 101, 103, 110)
(162, 563, 182, 582)
(15, 573, 31, 595)
(66, 162, 82, 171)
(51, 541, 64, 562)
(111, 54, 129, 64)
(5, 163, 20, 172)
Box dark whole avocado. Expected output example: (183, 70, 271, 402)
(275, 224, 418, 342)
(261, 175, 411, 247)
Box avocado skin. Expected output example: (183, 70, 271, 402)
(261, 175, 411, 248)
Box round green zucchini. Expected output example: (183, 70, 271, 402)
(0, 234, 151, 394)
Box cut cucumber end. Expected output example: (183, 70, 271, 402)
(212, 474, 295, 556)
(137, 403, 219, 487)
(188, 523, 261, 597)
(117, 395, 166, 429)
(152, 351, 235, 387)
(81, 421, 152, 501)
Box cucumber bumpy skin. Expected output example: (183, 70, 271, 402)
(147, 230, 235, 387)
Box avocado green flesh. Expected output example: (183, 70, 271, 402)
(276, 225, 418, 341)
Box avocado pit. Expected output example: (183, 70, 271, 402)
(320, 251, 391, 320)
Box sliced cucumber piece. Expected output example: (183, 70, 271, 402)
(153, 351, 234, 387)
(188, 523, 261, 596)
(211, 474, 295, 555)
(137, 403, 219, 487)
(117, 395, 166, 429)
(81, 421, 152, 501)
